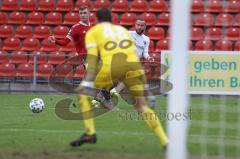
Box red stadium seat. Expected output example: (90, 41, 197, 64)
(9, 51, 28, 64)
(16, 63, 33, 78)
(0, 63, 16, 77)
(166, 29, 171, 40)
(45, 12, 62, 25)
(93, 0, 110, 11)
(234, 40, 240, 51)
(63, 12, 80, 25)
(26, 12, 44, 25)
(0, 25, 14, 38)
(112, 13, 119, 25)
(215, 13, 233, 27)
(38, 0, 55, 11)
(205, 0, 223, 13)
(149, 40, 155, 53)
(139, 13, 156, 26)
(205, 27, 222, 41)
(148, 0, 166, 13)
(89, 13, 97, 25)
(33, 26, 51, 39)
(156, 13, 170, 26)
(195, 40, 213, 50)
(120, 13, 137, 26)
(8, 12, 25, 24)
(1, 0, 18, 11)
(0, 51, 9, 64)
(225, 28, 240, 41)
(74, 0, 92, 11)
(37, 63, 53, 78)
(54, 64, 73, 78)
(130, 0, 147, 12)
(147, 27, 164, 41)
(224, 0, 240, 13)
(47, 52, 66, 65)
(0, 12, 7, 24)
(59, 41, 76, 52)
(40, 39, 58, 52)
(15, 25, 33, 39)
(29, 52, 47, 64)
(195, 13, 214, 27)
(191, 27, 204, 41)
(2, 38, 21, 51)
(191, 0, 204, 13)
(19, 0, 37, 11)
(112, 0, 129, 13)
(233, 14, 240, 27)
(53, 26, 69, 39)
(56, 0, 73, 11)
(215, 40, 232, 51)
(155, 39, 169, 52)
(21, 38, 40, 52)
(73, 65, 85, 78)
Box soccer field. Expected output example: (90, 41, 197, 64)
(0, 94, 239, 159)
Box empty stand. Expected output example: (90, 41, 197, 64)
(2, 38, 21, 51)
(9, 51, 28, 64)
(56, 0, 73, 11)
(0, 51, 9, 64)
(120, 13, 137, 26)
(234, 40, 240, 51)
(195, 13, 214, 27)
(215, 40, 233, 51)
(29, 52, 47, 64)
(156, 13, 170, 26)
(38, 0, 55, 11)
(40, 38, 59, 52)
(130, 0, 148, 12)
(0, 12, 7, 24)
(215, 13, 233, 27)
(45, 12, 62, 25)
(16, 63, 34, 78)
(8, 12, 25, 24)
(63, 12, 80, 25)
(147, 27, 165, 41)
(1, 0, 18, 11)
(225, 28, 240, 41)
(37, 63, 53, 78)
(224, 0, 240, 13)
(112, 0, 129, 13)
(205, 27, 222, 41)
(191, 0, 204, 13)
(0, 25, 14, 38)
(74, 0, 92, 11)
(19, 0, 37, 11)
(205, 0, 223, 13)
(15, 25, 33, 39)
(26, 12, 44, 25)
(33, 26, 51, 39)
(148, 0, 166, 13)
(21, 38, 40, 52)
(47, 52, 66, 64)
(155, 39, 169, 52)
(139, 13, 156, 26)
(195, 40, 213, 50)
(93, 0, 111, 11)
(191, 27, 204, 41)
(0, 63, 16, 78)
(53, 25, 69, 39)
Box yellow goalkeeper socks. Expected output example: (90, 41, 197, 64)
(141, 106, 168, 146)
(80, 95, 96, 135)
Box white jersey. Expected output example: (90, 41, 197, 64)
(129, 31, 150, 59)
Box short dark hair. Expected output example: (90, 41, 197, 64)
(136, 18, 146, 22)
(96, 8, 112, 22)
(79, 5, 89, 11)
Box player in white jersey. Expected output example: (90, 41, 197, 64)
(129, 18, 154, 62)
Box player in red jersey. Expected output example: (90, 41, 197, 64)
(48, 5, 90, 58)
(49, 6, 97, 147)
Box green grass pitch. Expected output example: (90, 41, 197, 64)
(0, 94, 239, 159)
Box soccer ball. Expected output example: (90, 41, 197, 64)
(29, 98, 45, 113)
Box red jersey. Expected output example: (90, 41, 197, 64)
(56, 21, 90, 56)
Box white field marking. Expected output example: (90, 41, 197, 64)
(0, 128, 239, 140)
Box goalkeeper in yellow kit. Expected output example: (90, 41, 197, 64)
(70, 8, 168, 149)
